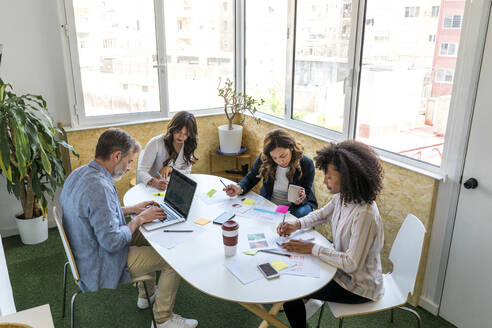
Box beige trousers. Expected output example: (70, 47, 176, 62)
(127, 230, 180, 322)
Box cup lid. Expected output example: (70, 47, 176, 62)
(222, 219, 239, 231)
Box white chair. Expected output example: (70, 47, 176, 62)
(317, 214, 426, 328)
(53, 207, 156, 328)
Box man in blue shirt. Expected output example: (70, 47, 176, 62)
(61, 129, 198, 328)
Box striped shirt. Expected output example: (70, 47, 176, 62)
(300, 194, 384, 301)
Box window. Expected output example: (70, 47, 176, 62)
(440, 43, 458, 56)
(355, 0, 464, 166)
(66, 0, 234, 122)
(443, 14, 462, 28)
(431, 6, 439, 17)
(435, 69, 454, 83)
(404, 7, 420, 18)
(291, 0, 352, 132)
(245, 0, 289, 118)
(164, 0, 234, 112)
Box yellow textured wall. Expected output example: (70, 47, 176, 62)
(66, 114, 437, 305)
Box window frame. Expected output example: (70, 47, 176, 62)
(61, 0, 486, 179)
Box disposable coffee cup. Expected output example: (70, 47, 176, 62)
(222, 219, 239, 256)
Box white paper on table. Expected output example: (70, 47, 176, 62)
(197, 189, 230, 205)
(276, 229, 315, 246)
(219, 198, 253, 215)
(249, 207, 285, 223)
(223, 254, 263, 284)
(145, 222, 205, 249)
(282, 254, 321, 278)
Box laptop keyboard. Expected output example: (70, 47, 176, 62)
(159, 204, 180, 222)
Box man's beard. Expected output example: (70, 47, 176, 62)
(112, 161, 126, 181)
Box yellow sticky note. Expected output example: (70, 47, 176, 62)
(206, 189, 217, 197)
(194, 218, 210, 226)
(241, 198, 255, 206)
(271, 260, 289, 271)
(243, 250, 258, 255)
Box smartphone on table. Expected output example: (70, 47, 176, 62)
(258, 263, 280, 279)
(213, 211, 235, 225)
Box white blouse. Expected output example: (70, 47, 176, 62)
(300, 194, 384, 301)
(136, 134, 192, 185)
(271, 166, 290, 205)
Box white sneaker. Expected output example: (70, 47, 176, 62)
(137, 292, 156, 309)
(305, 299, 324, 320)
(151, 314, 198, 328)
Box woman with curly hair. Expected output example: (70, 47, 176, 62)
(137, 111, 198, 190)
(224, 129, 317, 217)
(278, 140, 385, 328)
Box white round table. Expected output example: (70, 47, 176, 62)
(124, 174, 336, 327)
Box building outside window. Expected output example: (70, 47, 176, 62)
(404, 6, 420, 18)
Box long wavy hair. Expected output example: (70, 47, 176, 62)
(258, 129, 304, 183)
(313, 140, 383, 204)
(163, 111, 198, 167)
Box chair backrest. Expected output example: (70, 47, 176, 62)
(53, 206, 80, 283)
(388, 214, 426, 300)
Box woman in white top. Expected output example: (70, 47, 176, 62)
(224, 129, 317, 218)
(137, 111, 198, 190)
(278, 140, 385, 328)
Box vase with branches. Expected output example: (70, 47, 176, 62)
(217, 78, 265, 130)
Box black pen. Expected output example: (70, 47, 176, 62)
(259, 249, 291, 257)
(219, 178, 227, 188)
(163, 229, 194, 232)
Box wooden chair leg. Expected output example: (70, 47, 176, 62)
(143, 281, 157, 328)
(338, 317, 344, 328)
(62, 261, 68, 318)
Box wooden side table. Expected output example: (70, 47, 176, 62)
(209, 150, 252, 183)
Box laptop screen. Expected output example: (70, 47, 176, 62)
(164, 170, 197, 218)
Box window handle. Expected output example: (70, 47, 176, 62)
(344, 69, 353, 94)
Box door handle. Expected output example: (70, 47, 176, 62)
(463, 178, 478, 189)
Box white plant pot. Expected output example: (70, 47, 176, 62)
(15, 214, 48, 245)
(218, 124, 243, 153)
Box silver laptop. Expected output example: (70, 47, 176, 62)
(142, 170, 197, 231)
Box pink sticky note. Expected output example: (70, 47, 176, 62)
(276, 205, 289, 213)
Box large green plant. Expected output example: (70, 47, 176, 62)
(0, 78, 78, 219)
(217, 78, 265, 130)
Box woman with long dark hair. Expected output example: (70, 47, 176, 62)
(137, 111, 198, 190)
(278, 140, 385, 328)
(224, 129, 317, 217)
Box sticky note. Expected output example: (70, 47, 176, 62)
(194, 218, 210, 226)
(206, 189, 217, 197)
(275, 205, 289, 213)
(241, 198, 255, 206)
(243, 250, 258, 256)
(271, 259, 289, 271)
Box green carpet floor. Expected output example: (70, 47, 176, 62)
(3, 228, 455, 328)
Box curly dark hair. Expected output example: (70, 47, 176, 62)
(258, 129, 304, 183)
(163, 111, 198, 167)
(314, 140, 383, 204)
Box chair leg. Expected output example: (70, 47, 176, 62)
(390, 308, 394, 323)
(143, 281, 157, 328)
(399, 306, 422, 328)
(62, 261, 68, 318)
(338, 317, 344, 328)
(317, 303, 326, 328)
(70, 290, 81, 328)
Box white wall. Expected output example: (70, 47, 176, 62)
(0, 0, 69, 234)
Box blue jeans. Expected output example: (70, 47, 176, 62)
(289, 204, 313, 218)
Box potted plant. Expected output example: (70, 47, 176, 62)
(0, 78, 78, 244)
(217, 78, 264, 153)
